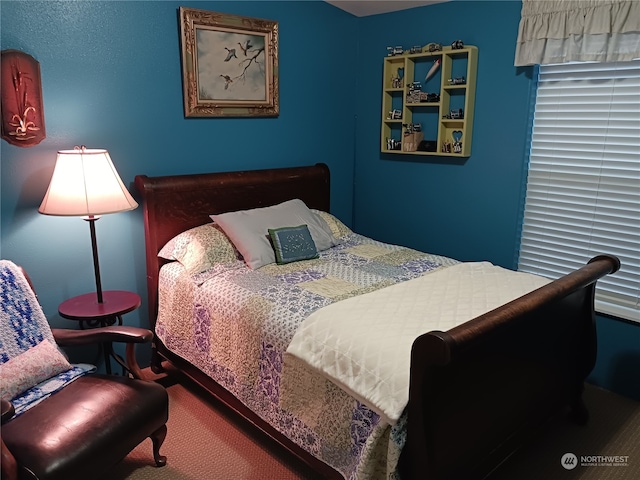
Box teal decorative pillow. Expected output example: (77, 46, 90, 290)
(268, 225, 319, 265)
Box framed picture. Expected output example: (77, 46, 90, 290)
(179, 7, 279, 117)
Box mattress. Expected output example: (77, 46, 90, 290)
(156, 232, 459, 479)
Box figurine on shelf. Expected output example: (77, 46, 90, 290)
(451, 40, 464, 49)
(387, 109, 402, 120)
(387, 46, 404, 56)
(407, 88, 440, 104)
(387, 137, 401, 150)
(442, 140, 452, 153)
(426, 42, 443, 52)
(425, 58, 441, 81)
(403, 123, 422, 134)
(405, 81, 421, 103)
(443, 108, 464, 120)
(409, 45, 422, 54)
(452, 130, 463, 153)
(448, 76, 466, 85)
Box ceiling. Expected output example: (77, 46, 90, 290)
(325, 1, 447, 17)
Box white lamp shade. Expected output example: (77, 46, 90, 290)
(39, 148, 138, 216)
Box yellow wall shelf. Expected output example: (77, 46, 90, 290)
(381, 44, 478, 157)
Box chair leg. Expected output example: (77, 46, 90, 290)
(150, 346, 165, 375)
(150, 424, 167, 467)
(568, 396, 590, 425)
(1, 438, 18, 480)
(568, 383, 589, 425)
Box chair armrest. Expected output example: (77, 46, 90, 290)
(52, 326, 153, 347)
(1, 399, 15, 424)
(52, 326, 153, 380)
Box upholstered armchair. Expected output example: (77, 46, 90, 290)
(0, 261, 168, 480)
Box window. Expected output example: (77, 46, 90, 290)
(518, 60, 640, 323)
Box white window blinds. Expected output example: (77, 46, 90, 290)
(518, 60, 640, 322)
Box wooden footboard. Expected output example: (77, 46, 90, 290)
(401, 254, 620, 480)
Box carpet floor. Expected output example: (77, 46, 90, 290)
(110, 372, 640, 480)
(109, 372, 321, 480)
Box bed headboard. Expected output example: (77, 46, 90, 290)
(134, 163, 331, 331)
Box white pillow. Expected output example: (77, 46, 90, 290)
(210, 199, 339, 270)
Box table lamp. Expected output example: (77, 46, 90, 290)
(38, 146, 138, 303)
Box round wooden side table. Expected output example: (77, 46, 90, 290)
(59, 290, 141, 374)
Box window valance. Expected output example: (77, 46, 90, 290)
(515, 0, 640, 66)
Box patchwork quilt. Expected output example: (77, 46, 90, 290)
(156, 233, 460, 479)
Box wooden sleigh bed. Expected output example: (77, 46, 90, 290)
(134, 163, 620, 480)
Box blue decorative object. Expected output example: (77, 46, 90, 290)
(1, 260, 57, 361)
(268, 225, 319, 265)
(0, 260, 95, 417)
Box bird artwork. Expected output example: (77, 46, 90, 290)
(238, 40, 253, 56)
(219, 74, 233, 90)
(224, 47, 237, 62)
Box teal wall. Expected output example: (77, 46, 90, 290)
(1, 0, 357, 341)
(2, 1, 638, 401)
(353, 1, 534, 268)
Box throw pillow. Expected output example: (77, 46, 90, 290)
(0, 339, 73, 401)
(268, 225, 319, 265)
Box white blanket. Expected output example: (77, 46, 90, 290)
(285, 262, 550, 425)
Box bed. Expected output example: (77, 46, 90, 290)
(134, 163, 620, 480)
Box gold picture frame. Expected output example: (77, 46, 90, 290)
(179, 7, 279, 117)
